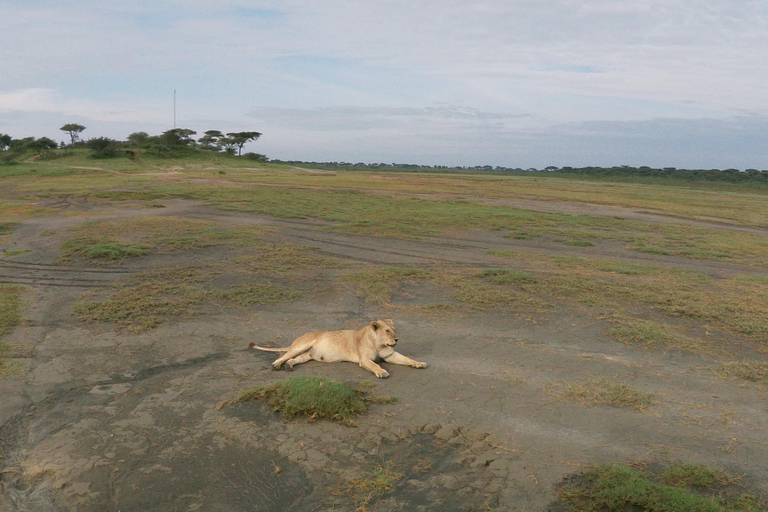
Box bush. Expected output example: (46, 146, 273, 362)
(87, 137, 121, 159)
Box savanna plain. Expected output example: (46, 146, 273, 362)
(1, 153, 768, 511)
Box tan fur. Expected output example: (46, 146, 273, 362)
(249, 319, 427, 378)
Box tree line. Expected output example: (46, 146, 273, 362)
(0, 124, 263, 164)
(272, 160, 768, 185)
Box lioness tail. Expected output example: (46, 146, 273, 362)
(248, 342, 289, 352)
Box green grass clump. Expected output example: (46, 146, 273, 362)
(481, 268, 534, 285)
(0, 285, 22, 338)
(342, 267, 434, 304)
(72, 280, 206, 332)
(554, 378, 657, 410)
(232, 242, 340, 276)
(558, 464, 760, 512)
(77, 242, 152, 260)
(658, 463, 726, 488)
(563, 239, 596, 247)
(344, 461, 405, 511)
(61, 216, 262, 262)
(238, 375, 396, 426)
(718, 361, 768, 386)
(607, 317, 707, 352)
(214, 283, 301, 306)
(0, 222, 20, 235)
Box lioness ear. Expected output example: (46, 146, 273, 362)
(370, 321, 379, 331)
(384, 319, 394, 326)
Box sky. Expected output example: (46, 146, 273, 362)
(1, 0, 767, 169)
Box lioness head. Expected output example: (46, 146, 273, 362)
(370, 319, 398, 348)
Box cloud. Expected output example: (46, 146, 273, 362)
(248, 105, 528, 131)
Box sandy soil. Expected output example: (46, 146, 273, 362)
(1, 198, 767, 511)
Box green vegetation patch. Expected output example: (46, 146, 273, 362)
(62, 215, 262, 262)
(335, 461, 405, 511)
(0, 285, 22, 338)
(557, 463, 762, 512)
(237, 375, 396, 426)
(0, 222, 20, 236)
(607, 317, 708, 353)
(232, 242, 341, 276)
(342, 267, 434, 305)
(214, 283, 301, 306)
(72, 280, 207, 332)
(717, 361, 768, 386)
(563, 239, 596, 247)
(481, 268, 534, 285)
(73, 264, 302, 332)
(552, 378, 657, 410)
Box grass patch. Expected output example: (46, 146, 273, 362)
(607, 317, 708, 352)
(214, 283, 301, 306)
(553, 378, 657, 410)
(632, 246, 672, 255)
(335, 461, 405, 511)
(341, 267, 434, 305)
(237, 375, 397, 426)
(0, 222, 20, 235)
(65, 240, 152, 260)
(481, 268, 534, 285)
(3, 249, 32, 256)
(717, 361, 768, 386)
(557, 463, 762, 512)
(72, 280, 206, 332)
(563, 239, 596, 247)
(61, 216, 262, 262)
(0, 285, 22, 338)
(231, 242, 341, 276)
(658, 463, 727, 488)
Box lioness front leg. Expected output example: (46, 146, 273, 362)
(383, 351, 428, 369)
(359, 358, 390, 379)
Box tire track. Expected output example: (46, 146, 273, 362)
(0, 259, 130, 287)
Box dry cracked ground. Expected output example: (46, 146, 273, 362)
(1, 179, 768, 511)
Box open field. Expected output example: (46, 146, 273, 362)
(1, 156, 767, 511)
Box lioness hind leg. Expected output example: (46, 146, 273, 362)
(286, 352, 313, 369)
(271, 336, 316, 369)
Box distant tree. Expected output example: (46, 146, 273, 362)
(198, 130, 224, 151)
(219, 135, 237, 155)
(87, 137, 120, 158)
(161, 128, 197, 147)
(226, 131, 261, 156)
(60, 124, 86, 146)
(28, 137, 58, 156)
(126, 132, 150, 147)
(0, 133, 11, 151)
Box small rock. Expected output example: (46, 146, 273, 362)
(439, 474, 461, 489)
(407, 479, 428, 490)
(487, 459, 511, 472)
(434, 425, 460, 441)
(421, 423, 441, 434)
(470, 451, 498, 468)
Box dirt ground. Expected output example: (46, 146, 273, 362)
(1, 197, 767, 511)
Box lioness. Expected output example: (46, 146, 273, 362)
(248, 319, 427, 378)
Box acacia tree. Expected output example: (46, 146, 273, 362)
(226, 131, 261, 156)
(198, 130, 224, 151)
(60, 124, 86, 146)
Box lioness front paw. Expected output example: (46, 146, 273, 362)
(413, 362, 428, 369)
(272, 363, 284, 371)
(376, 370, 390, 379)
